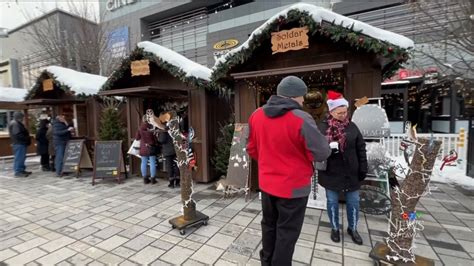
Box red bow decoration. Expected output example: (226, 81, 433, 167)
(440, 150, 458, 170)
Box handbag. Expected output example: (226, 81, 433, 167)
(127, 139, 141, 158)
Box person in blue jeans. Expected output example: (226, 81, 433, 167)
(317, 91, 368, 245)
(8, 112, 32, 177)
(52, 115, 74, 177)
(135, 120, 159, 184)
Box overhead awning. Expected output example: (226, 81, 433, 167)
(98, 86, 190, 99)
(20, 98, 85, 106)
(0, 101, 28, 110)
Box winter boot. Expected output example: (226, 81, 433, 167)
(150, 177, 157, 184)
(347, 228, 363, 245)
(143, 177, 151, 184)
(175, 179, 180, 187)
(330, 229, 340, 243)
(168, 180, 175, 188)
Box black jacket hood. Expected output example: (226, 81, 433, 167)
(262, 95, 302, 118)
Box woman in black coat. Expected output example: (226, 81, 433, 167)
(318, 91, 367, 245)
(35, 119, 50, 171)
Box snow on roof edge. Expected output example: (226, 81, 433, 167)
(137, 41, 212, 81)
(0, 87, 28, 102)
(45, 66, 107, 95)
(214, 3, 414, 69)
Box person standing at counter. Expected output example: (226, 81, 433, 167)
(53, 114, 74, 177)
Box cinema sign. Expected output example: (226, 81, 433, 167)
(271, 27, 309, 54)
(106, 0, 139, 12)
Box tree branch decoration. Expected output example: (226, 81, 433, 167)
(385, 137, 441, 262)
(211, 8, 411, 86)
(167, 116, 198, 220)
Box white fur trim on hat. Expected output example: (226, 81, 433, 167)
(327, 98, 349, 112)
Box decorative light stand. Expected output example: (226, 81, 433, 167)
(167, 116, 209, 235)
(369, 138, 441, 266)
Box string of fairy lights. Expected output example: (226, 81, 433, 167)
(243, 69, 345, 96)
(384, 138, 441, 263)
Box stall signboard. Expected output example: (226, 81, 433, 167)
(62, 139, 93, 176)
(271, 27, 309, 54)
(131, 59, 150, 76)
(93, 141, 126, 185)
(224, 123, 250, 190)
(43, 79, 53, 91)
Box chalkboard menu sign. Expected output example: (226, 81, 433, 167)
(223, 123, 251, 191)
(62, 139, 93, 176)
(93, 141, 126, 185)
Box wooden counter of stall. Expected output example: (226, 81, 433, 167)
(99, 41, 231, 183)
(18, 66, 108, 143)
(211, 3, 414, 190)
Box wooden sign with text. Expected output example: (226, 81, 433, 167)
(43, 79, 53, 91)
(271, 27, 309, 54)
(131, 59, 150, 76)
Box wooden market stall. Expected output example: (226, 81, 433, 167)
(0, 87, 35, 156)
(20, 66, 108, 142)
(99, 41, 231, 183)
(211, 3, 414, 190)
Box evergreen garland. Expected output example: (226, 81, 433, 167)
(211, 9, 411, 86)
(100, 48, 213, 92)
(211, 120, 235, 177)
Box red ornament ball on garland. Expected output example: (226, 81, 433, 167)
(358, 37, 364, 43)
(388, 47, 393, 53)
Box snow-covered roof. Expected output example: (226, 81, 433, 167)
(45, 66, 107, 95)
(137, 41, 211, 81)
(0, 87, 27, 102)
(213, 3, 414, 75)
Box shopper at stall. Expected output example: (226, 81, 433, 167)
(46, 122, 55, 172)
(135, 118, 159, 184)
(35, 118, 50, 171)
(247, 76, 331, 265)
(8, 111, 32, 177)
(318, 90, 368, 245)
(158, 113, 180, 188)
(53, 114, 74, 177)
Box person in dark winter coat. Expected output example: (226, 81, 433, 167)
(317, 90, 368, 245)
(35, 119, 50, 171)
(8, 111, 32, 177)
(158, 112, 180, 188)
(247, 76, 331, 266)
(135, 121, 159, 184)
(46, 123, 55, 172)
(53, 115, 74, 177)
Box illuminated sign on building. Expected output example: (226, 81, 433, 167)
(106, 0, 139, 12)
(213, 39, 239, 50)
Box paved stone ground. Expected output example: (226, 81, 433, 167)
(1, 159, 473, 265)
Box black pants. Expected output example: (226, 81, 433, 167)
(165, 155, 180, 181)
(40, 154, 49, 168)
(260, 192, 308, 266)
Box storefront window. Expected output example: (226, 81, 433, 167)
(148, 9, 208, 66)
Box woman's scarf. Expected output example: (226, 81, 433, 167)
(326, 115, 350, 152)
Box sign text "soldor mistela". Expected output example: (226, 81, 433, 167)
(271, 27, 309, 54)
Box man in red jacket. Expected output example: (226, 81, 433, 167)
(247, 76, 331, 265)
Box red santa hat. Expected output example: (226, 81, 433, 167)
(326, 90, 349, 112)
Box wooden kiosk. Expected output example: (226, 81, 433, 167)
(20, 66, 107, 140)
(99, 41, 231, 183)
(212, 3, 413, 190)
